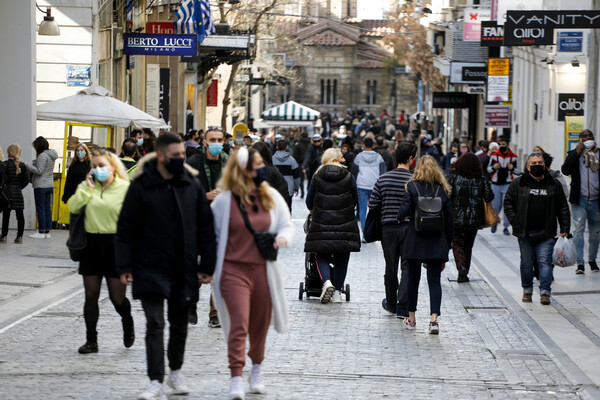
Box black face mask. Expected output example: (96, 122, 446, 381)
(165, 157, 185, 175)
(529, 165, 545, 178)
(499, 146, 508, 153)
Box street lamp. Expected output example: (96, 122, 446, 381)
(36, 4, 60, 36)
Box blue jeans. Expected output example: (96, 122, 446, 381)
(518, 237, 555, 296)
(492, 183, 510, 228)
(358, 188, 372, 233)
(316, 253, 350, 291)
(571, 198, 600, 265)
(34, 187, 53, 233)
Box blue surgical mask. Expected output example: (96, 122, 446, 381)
(228, 140, 235, 147)
(253, 167, 268, 186)
(92, 166, 111, 182)
(137, 138, 144, 147)
(76, 151, 86, 160)
(208, 143, 223, 156)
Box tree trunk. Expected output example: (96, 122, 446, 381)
(221, 62, 241, 130)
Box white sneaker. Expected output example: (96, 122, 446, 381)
(28, 232, 45, 239)
(320, 280, 334, 304)
(138, 380, 166, 400)
(45, 233, 51, 239)
(229, 376, 245, 400)
(331, 290, 343, 303)
(249, 363, 265, 394)
(167, 370, 190, 395)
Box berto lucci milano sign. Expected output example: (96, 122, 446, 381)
(504, 10, 600, 46)
(123, 34, 198, 56)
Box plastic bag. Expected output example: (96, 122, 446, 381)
(552, 236, 576, 267)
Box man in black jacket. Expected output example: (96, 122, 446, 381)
(301, 134, 323, 185)
(504, 152, 570, 306)
(116, 133, 216, 400)
(561, 129, 600, 274)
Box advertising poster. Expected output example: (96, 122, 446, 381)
(146, 64, 160, 118)
(565, 115, 585, 155)
(463, 8, 491, 41)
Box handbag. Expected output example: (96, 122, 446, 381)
(66, 206, 87, 261)
(303, 213, 312, 234)
(364, 205, 382, 242)
(234, 196, 278, 261)
(483, 201, 500, 228)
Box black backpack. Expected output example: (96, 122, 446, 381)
(414, 183, 444, 233)
(0, 162, 9, 211)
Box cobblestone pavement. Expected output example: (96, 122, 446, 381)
(0, 196, 595, 399)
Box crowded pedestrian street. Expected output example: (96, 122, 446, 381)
(1, 195, 599, 399)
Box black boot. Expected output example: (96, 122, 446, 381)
(78, 332, 98, 354)
(122, 316, 135, 348)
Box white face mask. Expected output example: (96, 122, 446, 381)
(584, 140, 596, 149)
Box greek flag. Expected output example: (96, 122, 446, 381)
(174, 0, 214, 43)
(174, 0, 196, 34)
(197, 0, 215, 43)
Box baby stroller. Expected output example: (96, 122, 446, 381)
(298, 252, 350, 301)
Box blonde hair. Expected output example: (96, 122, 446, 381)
(0, 146, 4, 162)
(409, 155, 451, 195)
(217, 148, 274, 210)
(533, 145, 546, 153)
(92, 151, 129, 182)
(6, 144, 22, 174)
(316, 148, 344, 173)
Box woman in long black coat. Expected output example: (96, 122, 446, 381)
(397, 155, 453, 334)
(1, 144, 29, 243)
(305, 148, 360, 304)
(62, 143, 91, 204)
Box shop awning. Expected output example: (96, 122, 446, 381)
(36, 85, 170, 129)
(261, 101, 320, 122)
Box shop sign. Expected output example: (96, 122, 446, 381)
(207, 79, 218, 107)
(463, 8, 491, 41)
(557, 31, 583, 52)
(123, 34, 198, 56)
(467, 86, 486, 95)
(487, 76, 510, 102)
(480, 21, 504, 47)
(432, 92, 469, 109)
(66, 65, 91, 87)
(505, 10, 600, 46)
(485, 105, 511, 127)
(147, 22, 176, 34)
(450, 62, 487, 85)
(557, 93, 584, 121)
(146, 64, 160, 118)
(488, 58, 510, 76)
(159, 68, 170, 123)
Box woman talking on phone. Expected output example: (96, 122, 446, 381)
(69, 149, 134, 354)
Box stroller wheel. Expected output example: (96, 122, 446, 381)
(345, 284, 350, 302)
(299, 282, 304, 300)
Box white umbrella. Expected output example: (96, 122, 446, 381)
(36, 85, 170, 129)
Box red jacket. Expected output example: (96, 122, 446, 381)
(487, 149, 519, 185)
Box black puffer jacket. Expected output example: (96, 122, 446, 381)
(116, 156, 217, 305)
(504, 171, 570, 239)
(449, 175, 494, 229)
(266, 164, 292, 210)
(62, 160, 90, 203)
(304, 165, 361, 253)
(3, 160, 29, 209)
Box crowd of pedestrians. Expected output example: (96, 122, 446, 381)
(2, 113, 599, 400)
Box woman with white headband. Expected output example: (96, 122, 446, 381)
(210, 147, 294, 400)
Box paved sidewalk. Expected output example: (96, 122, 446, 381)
(0, 196, 597, 399)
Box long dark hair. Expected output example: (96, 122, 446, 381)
(32, 136, 49, 156)
(252, 141, 273, 166)
(453, 153, 483, 179)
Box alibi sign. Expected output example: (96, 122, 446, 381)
(504, 10, 600, 46)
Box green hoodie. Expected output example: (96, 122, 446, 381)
(69, 177, 130, 234)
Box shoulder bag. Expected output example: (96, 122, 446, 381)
(234, 195, 278, 261)
(66, 206, 87, 261)
(481, 180, 500, 228)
